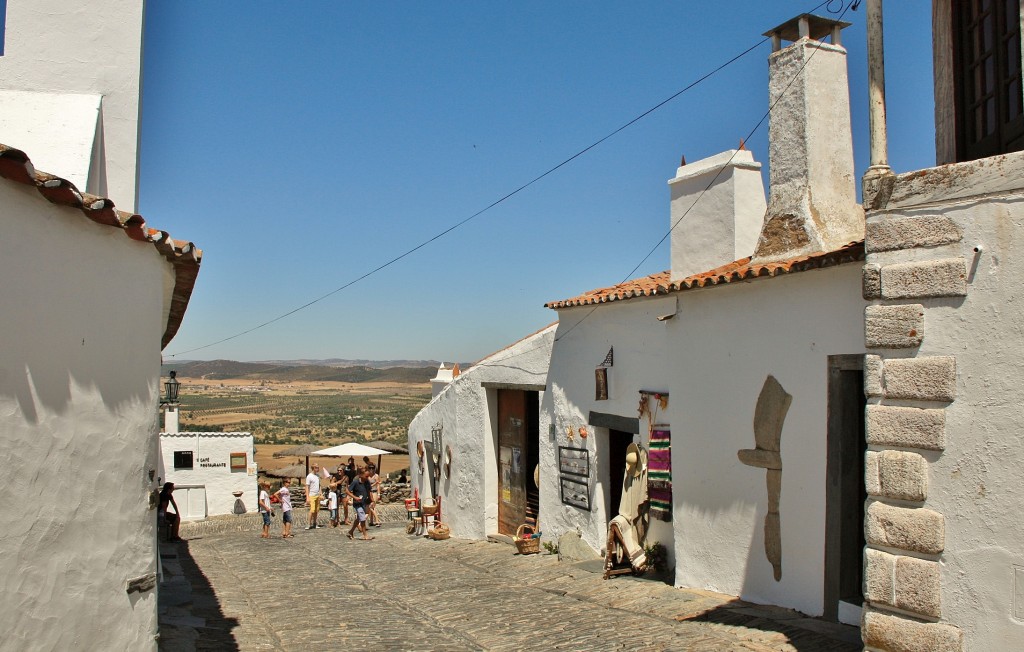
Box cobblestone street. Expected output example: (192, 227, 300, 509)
(158, 511, 860, 651)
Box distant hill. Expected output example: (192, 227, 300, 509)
(161, 359, 442, 383)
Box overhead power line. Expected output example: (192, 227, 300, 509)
(168, 0, 842, 358)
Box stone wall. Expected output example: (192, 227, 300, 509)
(861, 151, 1024, 650)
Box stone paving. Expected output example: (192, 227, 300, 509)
(158, 511, 861, 651)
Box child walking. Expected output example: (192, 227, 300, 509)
(258, 480, 273, 538)
(327, 486, 339, 527)
(275, 479, 294, 539)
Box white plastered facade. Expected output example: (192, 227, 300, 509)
(0, 179, 171, 650)
(407, 325, 555, 540)
(0, 0, 145, 210)
(546, 264, 866, 616)
(159, 433, 258, 518)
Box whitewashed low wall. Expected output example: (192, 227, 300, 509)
(159, 433, 257, 517)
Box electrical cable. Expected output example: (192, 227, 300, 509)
(165, 0, 838, 358)
(553, 0, 857, 344)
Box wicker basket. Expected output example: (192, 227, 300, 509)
(514, 524, 540, 555)
(428, 522, 450, 540)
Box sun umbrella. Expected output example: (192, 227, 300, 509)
(263, 464, 308, 479)
(273, 444, 323, 476)
(313, 442, 392, 474)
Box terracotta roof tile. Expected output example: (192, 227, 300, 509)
(0, 143, 201, 349)
(545, 241, 864, 309)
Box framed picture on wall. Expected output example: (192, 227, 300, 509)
(560, 475, 590, 511)
(229, 452, 247, 471)
(595, 367, 608, 400)
(558, 446, 589, 477)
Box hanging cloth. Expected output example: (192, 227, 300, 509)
(648, 428, 672, 522)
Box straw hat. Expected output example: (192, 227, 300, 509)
(443, 445, 452, 479)
(625, 442, 643, 478)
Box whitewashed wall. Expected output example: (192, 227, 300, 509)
(408, 325, 555, 540)
(159, 433, 257, 517)
(0, 181, 169, 650)
(875, 183, 1024, 650)
(0, 0, 145, 210)
(543, 296, 677, 560)
(666, 265, 864, 616)
(549, 264, 865, 617)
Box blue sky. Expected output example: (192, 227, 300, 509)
(140, 1, 934, 363)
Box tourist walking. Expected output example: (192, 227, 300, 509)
(346, 468, 374, 540)
(306, 464, 322, 529)
(275, 479, 294, 538)
(158, 482, 182, 542)
(258, 480, 273, 538)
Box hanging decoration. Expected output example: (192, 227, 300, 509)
(648, 428, 672, 522)
(600, 347, 614, 367)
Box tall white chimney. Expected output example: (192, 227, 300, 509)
(668, 149, 767, 282)
(753, 14, 862, 263)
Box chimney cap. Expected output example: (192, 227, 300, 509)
(763, 13, 851, 44)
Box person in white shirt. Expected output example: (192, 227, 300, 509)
(327, 488, 339, 527)
(275, 479, 294, 539)
(306, 464, 322, 529)
(258, 480, 273, 538)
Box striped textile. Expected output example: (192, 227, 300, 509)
(648, 429, 672, 522)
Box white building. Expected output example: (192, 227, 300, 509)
(158, 433, 258, 518)
(408, 324, 556, 540)
(544, 16, 867, 624)
(854, 3, 1024, 649)
(0, 2, 202, 649)
(0, 0, 146, 211)
(430, 362, 461, 398)
(0, 144, 200, 648)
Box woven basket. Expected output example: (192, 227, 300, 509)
(428, 522, 450, 540)
(514, 524, 540, 555)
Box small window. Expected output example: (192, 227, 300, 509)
(173, 451, 194, 470)
(229, 452, 247, 471)
(953, 0, 1024, 161)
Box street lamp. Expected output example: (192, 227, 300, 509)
(164, 370, 180, 404)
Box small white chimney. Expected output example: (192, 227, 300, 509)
(430, 362, 460, 398)
(753, 14, 862, 263)
(163, 404, 180, 434)
(668, 149, 767, 282)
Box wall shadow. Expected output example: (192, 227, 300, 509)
(158, 541, 240, 651)
(677, 598, 861, 651)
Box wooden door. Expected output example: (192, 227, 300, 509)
(497, 389, 527, 536)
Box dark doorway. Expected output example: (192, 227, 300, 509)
(824, 355, 867, 622)
(607, 429, 633, 519)
(496, 389, 539, 536)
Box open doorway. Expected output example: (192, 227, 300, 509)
(607, 429, 633, 518)
(496, 389, 539, 536)
(824, 355, 866, 624)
